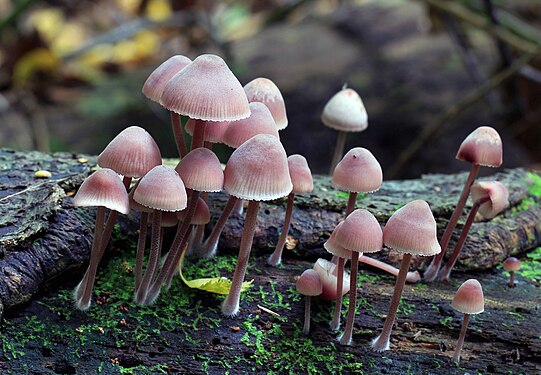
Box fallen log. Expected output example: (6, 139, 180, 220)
(0, 148, 539, 317)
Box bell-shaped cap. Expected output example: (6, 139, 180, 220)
(161, 54, 250, 122)
(312, 258, 350, 301)
(470, 181, 508, 219)
(128, 181, 153, 213)
(73, 168, 130, 214)
(332, 148, 382, 193)
(452, 279, 484, 315)
(133, 165, 187, 212)
(177, 197, 210, 225)
(336, 209, 383, 254)
(324, 222, 352, 259)
(456, 126, 503, 167)
(224, 134, 292, 201)
(142, 55, 192, 102)
(503, 257, 521, 272)
(322, 88, 368, 132)
(161, 211, 179, 227)
(185, 118, 229, 144)
(175, 148, 224, 192)
(222, 102, 279, 148)
(244, 77, 288, 130)
(383, 200, 441, 256)
(97, 126, 162, 178)
(288, 154, 313, 194)
(296, 269, 323, 296)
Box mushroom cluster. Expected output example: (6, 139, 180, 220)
(69, 53, 512, 367)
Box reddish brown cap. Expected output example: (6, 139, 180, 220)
(288, 154, 313, 194)
(222, 102, 279, 148)
(73, 168, 130, 214)
(312, 258, 350, 301)
(322, 88, 368, 132)
(133, 165, 187, 212)
(296, 269, 323, 296)
(452, 279, 484, 315)
(503, 257, 521, 272)
(336, 209, 383, 254)
(97, 126, 162, 178)
(177, 197, 210, 225)
(324, 222, 352, 259)
(332, 148, 382, 193)
(224, 134, 292, 201)
(142, 55, 192, 102)
(175, 148, 224, 192)
(470, 181, 508, 219)
(383, 200, 441, 256)
(161, 211, 179, 227)
(244, 77, 288, 130)
(185, 118, 229, 144)
(161, 54, 250, 122)
(456, 126, 503, 167)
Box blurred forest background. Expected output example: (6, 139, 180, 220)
(0, 0, 540, 178)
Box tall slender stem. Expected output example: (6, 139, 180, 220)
(424, 164, 480, 282)
(330, 257, 345, 331)
(222, 200, 260, 316)
(134, 211, 149, 291)
(302, 296, 312, 335)
(437, 197, 489, 282)
(74, 206, 106, 310)
(453, 313, 470, 364)
(371, 253, 412, 351)
(340, 251, 360, 345)
(345, 192, 358, 217)
(268, 193, 295, 266)
(171, 112, 188, 158)
(329, 131, 347, 175)
(191, 119, 206, 151)
(359, 255, 421, 283)
(197, 196, 239, 258)
(135, 210, 162, 304)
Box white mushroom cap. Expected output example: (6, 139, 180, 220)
(296, 269, 323, 296)
(322, 88, 368, 132)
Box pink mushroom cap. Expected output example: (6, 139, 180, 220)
(244, 77, 288, 130)
(470, 181, 509, 219)
(222, 102, 279, 148)
(133, 165, 187, 212)
(336, 209, 383, 254)
(185, 118, 229, 144)
(175, 148, 224, 192)
(177, 197, 210, 225)
(312, 258, 350, 301)
(452, 279, 485, 315)
(142, 55, 192, 102)
(456, 126, 503, 167)
(73, 168, 130, 214)
(503, 257, 521, 272)
(296, 269, 323, 296)
(332, 147, 382, 193)
(288, 154, 314, 194)
(324, 222, 353, 259)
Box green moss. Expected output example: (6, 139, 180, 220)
(517, 247, 541, 283)
(527, 172, 541, 197)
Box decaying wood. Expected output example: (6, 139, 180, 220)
(0, 149, 540, 318)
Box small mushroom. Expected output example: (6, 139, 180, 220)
(296, 269, 322, 335)
(451, 279, 484, 364)
(503, 257, 521, 287)
(312, 258, 350, 301)
(244, 77, 288, 130)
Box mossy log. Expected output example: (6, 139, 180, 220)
(0, 149, 540, 317)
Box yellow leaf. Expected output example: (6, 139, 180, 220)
(178, 245, 253, 294)
(147, 0, 172, 22)
(13, 48, 59, 86)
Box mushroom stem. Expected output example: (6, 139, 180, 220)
(508, 271, 515, 287)
(453, 313, 470, 364)
(302, 296, 312, 335)
(437, 196, 490, 282)
(171, 112, 188, 158)
(340, 250, 360, 345)
(191, 119, 207, 151)
(197, 196, 239, 258)
(371, 253, 412, 352)
(191, 192, 209, 251)
(329, 257, 345, 331)
(74, 206, 106, 310)
(424, 164, 480, 282)
(134, 212, 149, 291)
(222, 200, 260, 316)
(268, 192, 295, 266)
(135, 210, 162, 304)
(329, 131, 346, 175)
(359, 255, 421, 283)
(345, 192, 358, 218)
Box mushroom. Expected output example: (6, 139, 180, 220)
(371, 200, 440, 351)
(334, 209, 383, 345)
(312, 258, 350, 301)
(221, 134, 292, 316)
(132, 165, 187, 304)
(142, 55, 192, 157)
(437, 181, 508, 282)
(161, 53, 250, 151)
(296, 269, 322, 335)
(268, 154, 313, 266)
(358, 255, 421, 283)
(451, 279, 484, 364)
(322, 87, 368, 174)
(424, 126, 503, 282)
(222, 102, 280, 148)
(72, 168, 130, 310)
(243, 77, 288, 130)
(503, 257, 521, 287)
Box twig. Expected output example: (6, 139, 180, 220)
(387, 49, 541, 179)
